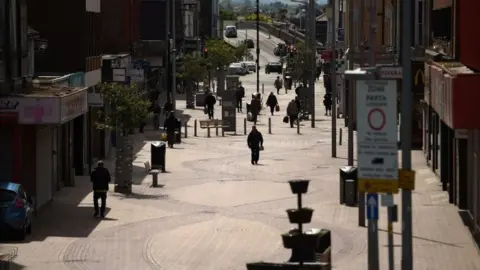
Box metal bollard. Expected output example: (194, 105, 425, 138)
(268, 117, 272, 134)
(207, 127, 211, 138)
(244, 118, 247, 135)
(151, 170, 160, 187)
(216, 121, 219, 136)
(262, 83, 264, 94)
(184, 121, 188, 138)
(297, 117, 300, 134)
(222, 127, 225, 137)
(194, 119, 198, 137)
(339, 128, 342, 145)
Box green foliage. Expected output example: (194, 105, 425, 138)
(234, 43, 250, 62)
(96, 83, 151, 131)
(220, 9, 236, 20)
(204, 39, 237, 68)
(276, 8, 288, 21)
(287, 42, 314, 82)
(179, 53, 207, 82)
(245, 13, 273, 23)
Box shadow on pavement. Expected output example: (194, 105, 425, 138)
(458, 210, 480, 249)
(1, 177, 115, 243)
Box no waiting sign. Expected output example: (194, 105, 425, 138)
(356, 80, 399, 193)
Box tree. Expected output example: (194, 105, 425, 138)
(220, 9, 236, 20)
(204, 39, 238, 94)
(276, 8, 288, 21)
(96, 83, 151, 193)
(234, 43, 250, 62)
(286, 42, 314, 84)
(178, 53, 208, 108)
(245, 13, 273, 23)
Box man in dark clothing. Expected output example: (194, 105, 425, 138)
(287, 99, 299, 128)
(236, 83, 245, 113)
(247, 126, 264, 165)
(266, 92, 278, 116)
(274, 76, 283, 95)
(164, 112, 178, 148)
(295, 83, 303, 96)
(204, 93, 217, 119)
(91, 160, 111, 218)
(163, 100, 173, 116)
(250, 96, 261, 124)
(323, 93, 332, 116)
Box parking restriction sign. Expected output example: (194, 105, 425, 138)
(356, 80, 399, 193)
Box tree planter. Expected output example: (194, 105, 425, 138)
(288, 180, 310, 194)
(286, 208, 314, 224)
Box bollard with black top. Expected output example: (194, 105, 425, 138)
(297, 117, 300, 134)
(268, 117, 272, 134)
(194, 119, 198, 137)
(184, 121, 188, 138)
(244, 118, 247, 135)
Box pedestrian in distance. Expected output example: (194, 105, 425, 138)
(247, 125, 264, 165)
(266, 92, 278, 116)
(250, 95, 261, 125)
(274, 76, 283, 95)
(236, 82, 246, 113)
(286, 99, 299, 128)
(91, 160, 111, 219)
(204, 92, 217, 119)
(323, 93, 332, 116)
(164, 112, 179, 148)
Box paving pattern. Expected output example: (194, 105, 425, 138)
(4, 29, 480, 270)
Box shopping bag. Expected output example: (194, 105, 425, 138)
(275, 104, 280, 112)
(283, 116, 289, 123)
(259, 146, 264, 151)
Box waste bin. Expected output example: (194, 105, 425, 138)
(195, 93, 205, 107)
(174, 120, 181, 144)
(339, 166, 357, 204)
(344, 179, 357, 206)
(151, 141, 166, 172)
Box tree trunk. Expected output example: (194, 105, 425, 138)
(217, 68, 226, 97)
(186, 78, 195, 109)
(114, 130, 133, 193)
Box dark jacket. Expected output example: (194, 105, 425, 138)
(250, 99, 261, 114)
(295, 98, 301, 112)
(323, 97, 332, 107)
(266, 95, 278, 107)
(91, 167, 111, 192)
(164, 116, 178, 133)
(247, 131, 264, 149)
(205, 95, 217, 108)
(236, 87, 245, 100)
(164, 101, 173, 113)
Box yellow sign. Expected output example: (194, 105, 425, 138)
(399, 169, 416, 190)
(358, 179, 399, 193)
(414, 69, 424, 86)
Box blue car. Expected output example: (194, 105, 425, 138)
(0, 182, 33, 240)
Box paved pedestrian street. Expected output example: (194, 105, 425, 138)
(2, 30, 480, 270)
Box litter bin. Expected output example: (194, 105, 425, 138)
(344, 179, 358, 206)
(339, 166, 357, 204)
(151, 141, 166, 172)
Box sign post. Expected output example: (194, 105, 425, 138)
(356, 79, 398, 270)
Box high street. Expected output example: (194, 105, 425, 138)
(3, 29, 480, 270)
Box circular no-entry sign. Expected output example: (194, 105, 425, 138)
(368, 108, 386, 131)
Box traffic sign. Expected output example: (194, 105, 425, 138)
(356, 80, 399, 193)
(378, 66, 403, 79)
(366, 193, 379, 220)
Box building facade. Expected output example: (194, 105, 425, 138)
(101, 0, 140, 54)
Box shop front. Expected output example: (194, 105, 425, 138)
(423, 61, 480, 232)
(0, 87, 88, 209)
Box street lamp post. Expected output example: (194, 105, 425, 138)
(256, 0, 260, 93)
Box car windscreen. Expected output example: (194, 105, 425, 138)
(0, 189, 17, 203)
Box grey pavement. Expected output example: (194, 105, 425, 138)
(3, 30, 480, 270)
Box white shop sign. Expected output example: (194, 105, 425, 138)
(356, 80, 398, 185)
(60, 91, 88, 123)
(18, 98, 61, 124)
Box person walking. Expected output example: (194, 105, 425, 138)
(287, 99, 299, 128)
(250, 95, 261, 125)
(164, 112, 179, 148)
(204, 92, 217, 119)
(247, 126, 264, 165)
(236, 82, 245, 113)
(266, 92, 278, 116)
(274, 76, 283, 95)
(323, 93, 332, 116)
(91, 160, 111, 218)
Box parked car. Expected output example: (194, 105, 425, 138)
(0, 182, 33, 240)
(243, 39, 254, 48)
(242, 61, 257, 72)
(265, 62, 283, 74)
(224, 25, 237, 38)
(228, 63, 249, 75)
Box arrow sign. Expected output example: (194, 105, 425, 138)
(366, 193, 379, 220)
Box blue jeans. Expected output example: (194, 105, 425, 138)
(251, 148, 260, 162)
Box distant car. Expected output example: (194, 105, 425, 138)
(242, 61, 257, 72)
(0, 182, 33, 240)
(265, 62, 283, 74)
(274, 43, 287, 57)
(224, 25, 237, 38)
(228, 63, 249, 75)
(243, 39, 254, 48)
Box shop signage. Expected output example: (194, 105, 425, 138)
(87, 86, 104, 107)
(60, 91, 88, 123)
(18, 98, 60, 124)
(0, 99, 20, 110)
(113, 68, 126, 82)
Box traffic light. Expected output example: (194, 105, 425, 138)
(203, 48, 208, 58)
